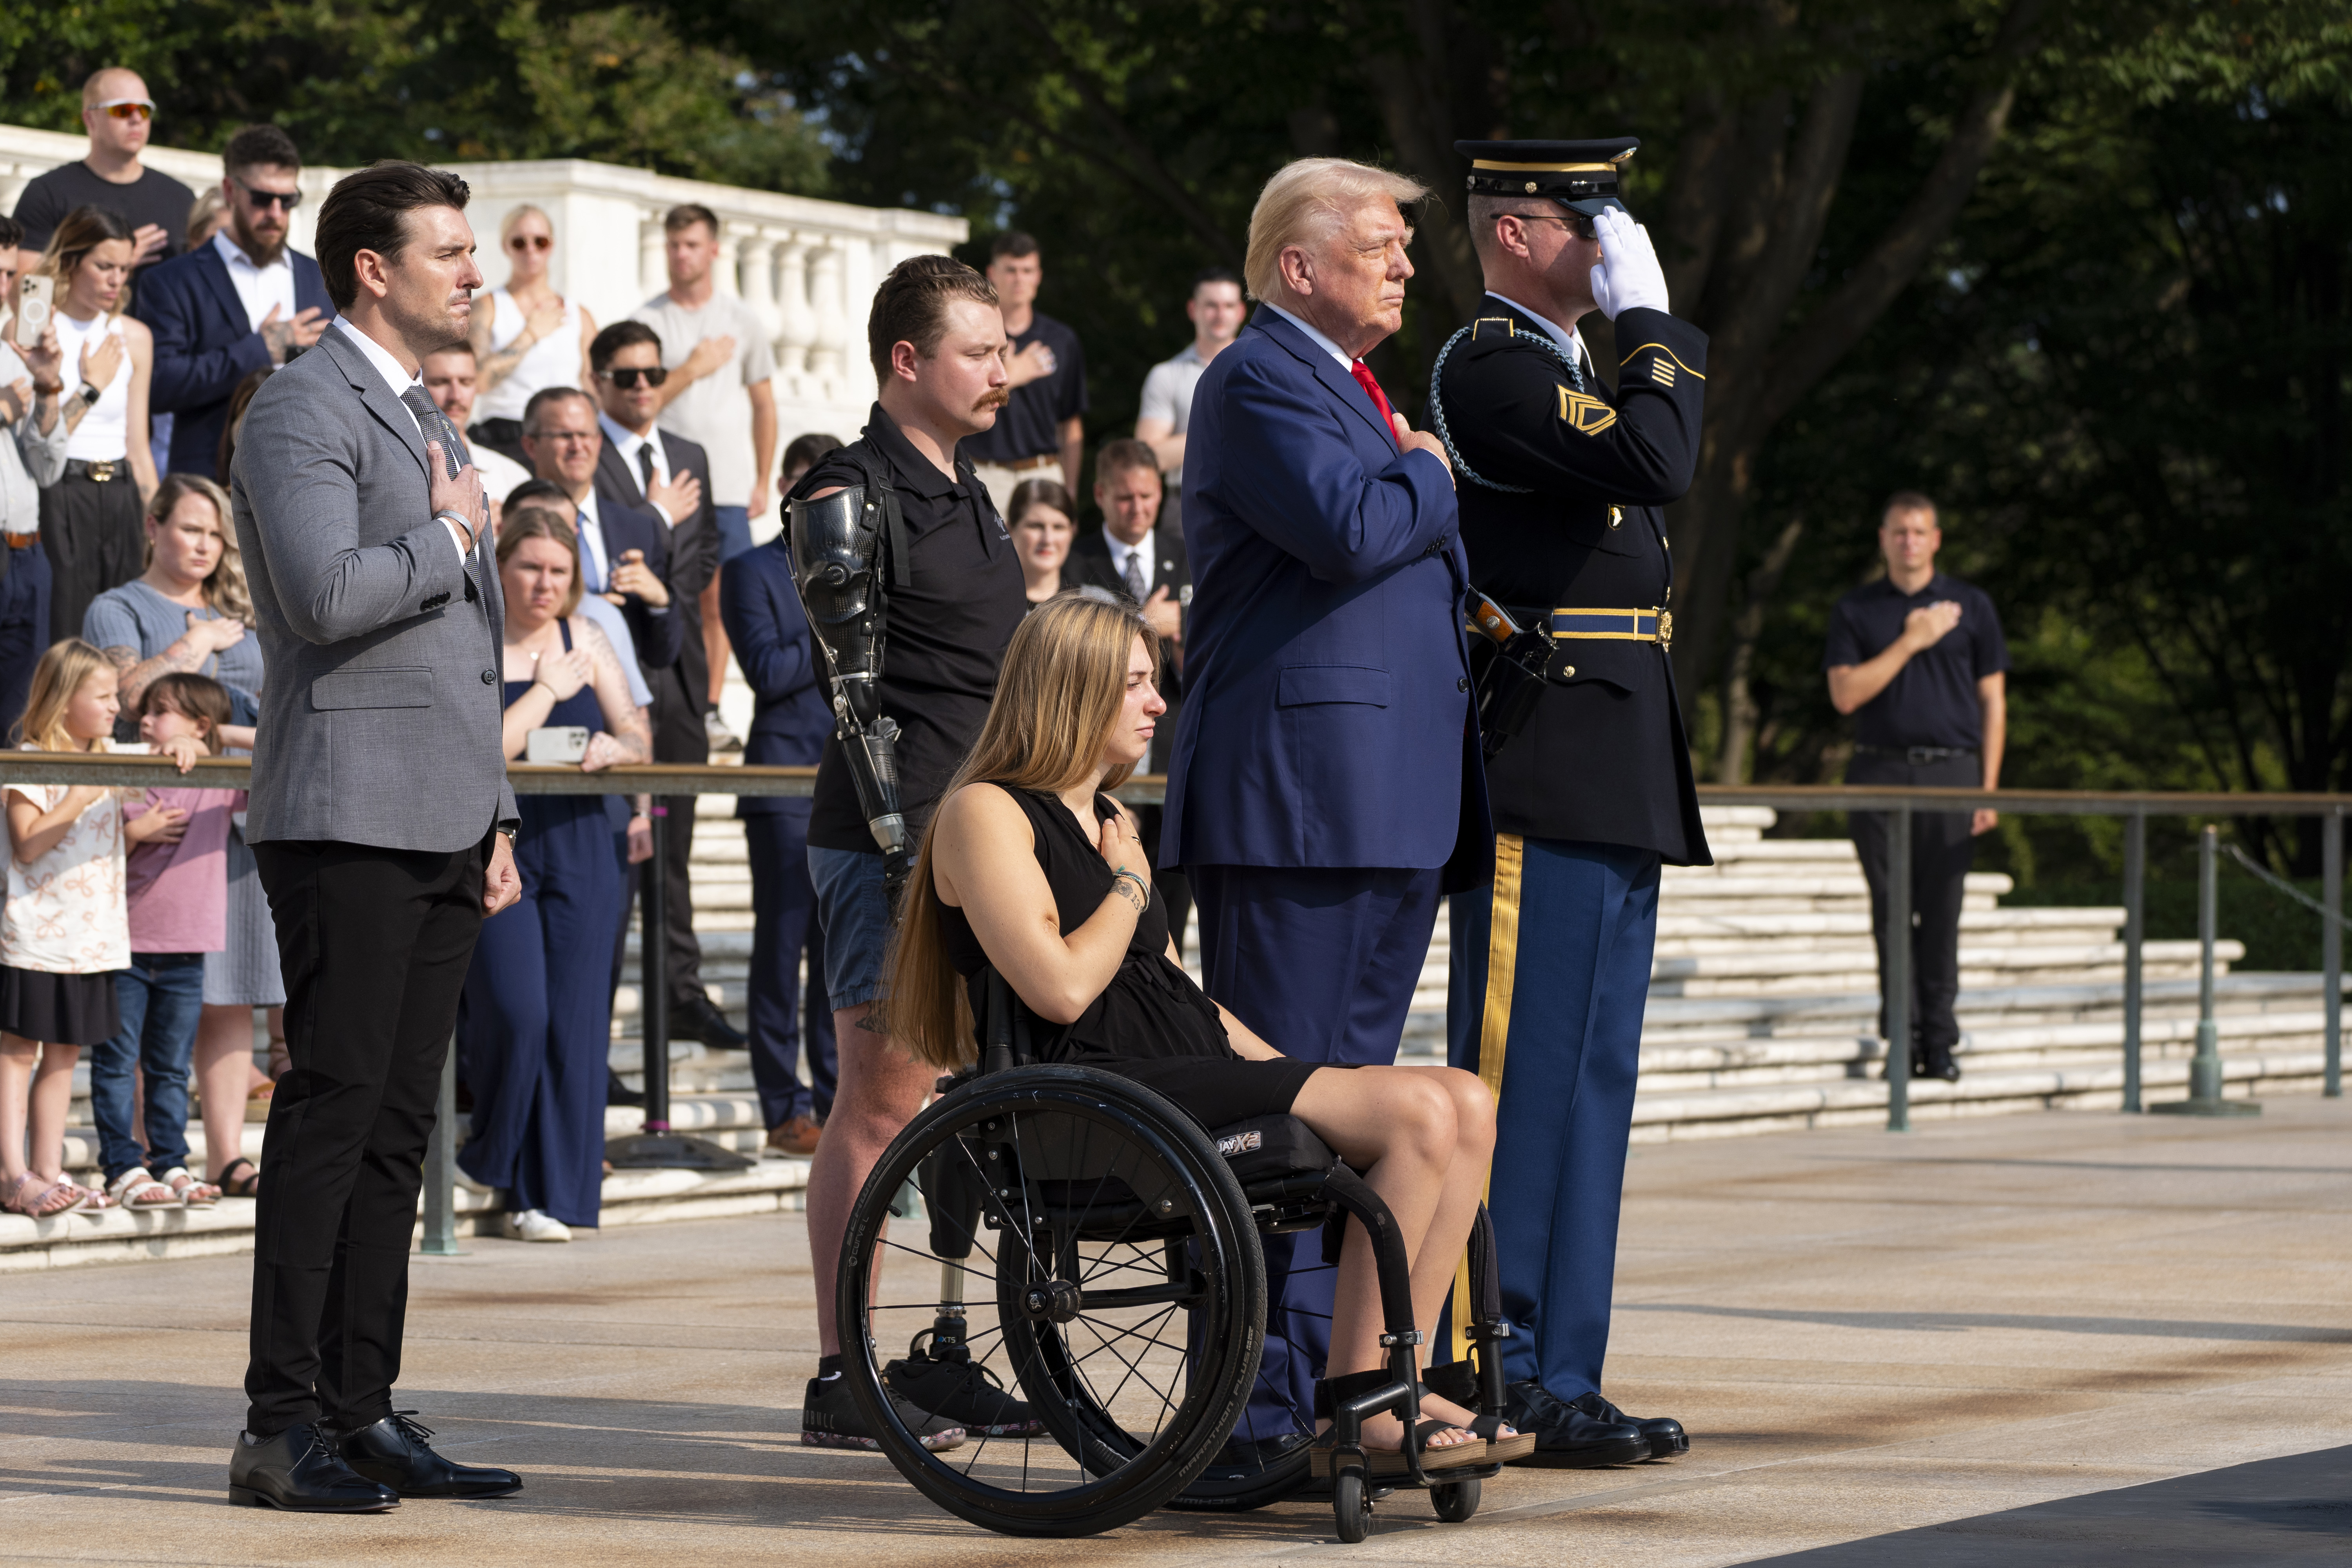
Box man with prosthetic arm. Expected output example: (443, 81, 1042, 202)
(1426, 138, 1710, 1468)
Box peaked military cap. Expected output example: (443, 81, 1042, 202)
(1456, 137, 1638, 216)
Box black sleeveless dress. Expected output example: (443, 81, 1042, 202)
(936, 785, 1323, 1128)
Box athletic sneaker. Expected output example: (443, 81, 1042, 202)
(885, 1351, 1045, 1438)
(800, 1372, 965, 1452)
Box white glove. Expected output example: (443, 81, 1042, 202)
(1588, 207, 1670, 320)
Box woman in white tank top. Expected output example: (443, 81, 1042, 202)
(35, 205, 155, 644)
(466, 205, 598, 456)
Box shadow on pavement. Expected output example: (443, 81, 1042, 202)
(1733, 1445, 2352, 1566)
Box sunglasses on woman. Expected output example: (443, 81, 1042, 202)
(508, 234, 554, 252)
(598, 366, 670, 390)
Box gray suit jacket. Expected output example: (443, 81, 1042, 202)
(230, 327, 519, 852)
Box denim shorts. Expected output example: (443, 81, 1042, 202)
(808, 846, 890, 1009)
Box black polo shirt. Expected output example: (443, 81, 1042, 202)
(961, 311, 1087, 465)
(1823, 571, 2009, 750)
(795, 404, 1029, 853)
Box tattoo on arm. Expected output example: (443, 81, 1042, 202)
(575, 618, 653, 763)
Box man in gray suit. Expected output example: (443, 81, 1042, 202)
(226, 161, 526, 1514)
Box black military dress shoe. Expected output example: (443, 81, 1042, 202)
(1569, 1390, 1690, 1459)
(329, 1411, 523, 1499)
(671, 994, 748, 1050)
(1503, 1380, 1653, 1468)
(228, 1424, 399, 1512)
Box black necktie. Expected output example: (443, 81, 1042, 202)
(638, 442, 657, 499)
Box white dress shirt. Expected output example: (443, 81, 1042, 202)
(1485, 290, 1592, 381)
(597, 411, 675, 523)
(573, 486, 612, 592)
(330, 318, 470, 562)
(1264, 304, 1353, 370)
(1104, 526, 1154, 595)
(213, 229, 297, 334)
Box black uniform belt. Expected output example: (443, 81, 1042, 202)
(1855, 744, 1977, 764)
(1551, 606, 1671, 650)
(64, 458, 125, 483)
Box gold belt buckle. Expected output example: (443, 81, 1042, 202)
(1657, 608, 1673, 652)
(85, 459, 119, 483)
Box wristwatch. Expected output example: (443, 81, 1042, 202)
(74, 383, 102, 407)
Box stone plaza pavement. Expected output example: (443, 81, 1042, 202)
(4, 1100, 2345, 1566)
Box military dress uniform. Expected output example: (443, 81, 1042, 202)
(1432, 138, 1710, 1466)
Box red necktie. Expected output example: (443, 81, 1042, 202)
(1351, 359, 1399, 445)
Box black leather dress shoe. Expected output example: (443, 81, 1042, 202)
(671, 995, 748, 1050)
(228, 1424, 399, 1512)
(329, 1412, 523, 1499)
(1503, 1381, 1652, 1468)
(1570, 1391, 1690, 1459)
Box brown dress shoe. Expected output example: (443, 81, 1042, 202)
(766, 1115, 822, 1157)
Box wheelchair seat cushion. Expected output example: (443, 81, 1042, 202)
(1205, 1113, 1339, 1184)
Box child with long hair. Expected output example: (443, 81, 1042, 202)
(891, 593, 1528, 1471)
(89, 673, 238, 1209)
(1, 641, 192, 1216)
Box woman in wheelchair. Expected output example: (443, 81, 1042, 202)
(889, 592, 1522, 1471)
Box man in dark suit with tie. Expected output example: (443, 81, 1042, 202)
(517, 386, 680, 675)
(1063, 436, 1195, 951)
(1164, 156, 1485, 1457)
(717, 523, 835, 1154)
(132, 123, 334, 476)
(585, 320, 741, 1050)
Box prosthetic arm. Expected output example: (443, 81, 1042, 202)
(789, 476, 915, 907)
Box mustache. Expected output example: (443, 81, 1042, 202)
(975, 388, 1013, 412)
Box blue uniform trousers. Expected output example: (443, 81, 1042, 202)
(1444, 837, 1659, 1398)
(1191, 862, 1442, 1437)
(745, 813, 835, 1127)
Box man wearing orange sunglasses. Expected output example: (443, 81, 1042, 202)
(9, 68, 196, 283)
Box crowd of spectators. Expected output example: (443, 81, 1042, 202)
(0, 64, 1220, 1233)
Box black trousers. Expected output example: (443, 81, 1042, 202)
(652, 663, 707, 1007)
(40, 473, 144, 644)
(1847, 751, 1978, 1066)
(745, 813, 834, 1127)
(245, 836, 487, 1436)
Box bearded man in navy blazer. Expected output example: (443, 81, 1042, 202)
(1163, 157, 1490, 1460)
(131, 124, 334, 476)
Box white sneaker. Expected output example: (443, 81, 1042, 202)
(704, 711, 743, 753)
(506, 1208, 572, 1243)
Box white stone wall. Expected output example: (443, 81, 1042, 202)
(1, 123, 969, 541)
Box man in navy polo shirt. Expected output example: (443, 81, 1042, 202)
(1825, 491, 2009, 1082)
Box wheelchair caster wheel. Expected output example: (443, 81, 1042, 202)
(1332, 1470, 1373, 1543)
(1432, 1475, 1479, 1523)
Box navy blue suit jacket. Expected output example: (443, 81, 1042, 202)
(132, 242, 334, 477)
(718, 536, 831, 822)
(584, 494, 683, 675)
(1164, 309, 1489, 879)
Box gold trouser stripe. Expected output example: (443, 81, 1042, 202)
(1451, 831, 1524, 1365)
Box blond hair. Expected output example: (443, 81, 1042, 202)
(499, 203, 552, 248)
(1243, 158, 1430, 303)
(16, 641, 114, 751)
(885, 593, 1160, 1069)
(144, 475, 254, 626)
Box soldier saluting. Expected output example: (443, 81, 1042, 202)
(1429, 138, 1708, 1468)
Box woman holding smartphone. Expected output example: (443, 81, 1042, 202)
(36, 206, 157, 643)
(461, 510, 650, 1243)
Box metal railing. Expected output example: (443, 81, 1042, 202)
(5, 757, 2341, 1208)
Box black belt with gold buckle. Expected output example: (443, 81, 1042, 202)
(65, 458, 123, 483)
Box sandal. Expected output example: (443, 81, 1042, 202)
(160, 1167, 220, 1208)
(108, 1167, 180, 1211)
(5, 1173, 82, 1218)
(215, 1157, 260, 1198)
(1307, 1370, 1487, 1477)
(68, 1182, 114, 1211)
(245, 1079, 275, 1123)
(1420, 1364, 1538, 1463)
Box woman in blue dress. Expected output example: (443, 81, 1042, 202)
(462, 509, 651, 1243)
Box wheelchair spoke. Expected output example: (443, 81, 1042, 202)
(1069, 1306, 1186, 1443)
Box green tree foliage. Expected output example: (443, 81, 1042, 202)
(0, 0, 826, 192)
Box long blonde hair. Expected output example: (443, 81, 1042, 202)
(144, 474, 255, 626)
(16, 640, 114, 751)
(886, 592, 1160, 1069)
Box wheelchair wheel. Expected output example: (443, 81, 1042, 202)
(1332, 1470, 1374, 1542)
(1432, 1475, 1479, 1523)
(838, 1065, 1267, 1537)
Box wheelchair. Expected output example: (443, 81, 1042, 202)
(835, 969, 1514, 1540)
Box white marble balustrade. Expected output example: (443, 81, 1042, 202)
(3, 123, 968, 539)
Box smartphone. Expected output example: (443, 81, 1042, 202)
(13, 276, 52, 352)
(524, 726, 590, 764)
